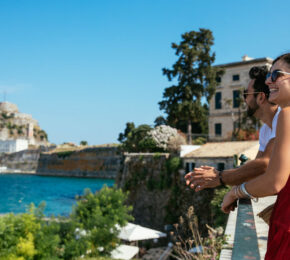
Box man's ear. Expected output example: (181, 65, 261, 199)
(259, 93, 267, 104)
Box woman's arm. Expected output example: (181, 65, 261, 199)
(245, 108, 290, 196)
(221, 108, 290, 213)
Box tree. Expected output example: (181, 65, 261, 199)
(159, 29, 223, 144)
(154, 116, 167, 127)
(80, 140, 88, 146)
(69, 186, 133, 257)
(118, 122, 157, 152)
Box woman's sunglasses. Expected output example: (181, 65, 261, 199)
(266, 70, 290, 83)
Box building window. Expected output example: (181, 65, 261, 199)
(217, 162, 225, 171)
(233, 90, 240, 108)
(215, 123, 222, 136)
(216, 76, 221, 83)
(185, 162, 195, 173)
(215, 92, 222, 109)
(233, 74, 240, 81)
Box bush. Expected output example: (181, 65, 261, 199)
(210, 186, 231, 227)
(70, 186, 133, 257)
(193, 137, 207, 145)
(0, 187, 133, 259)
(146, 125, 180, 151)
(170, 206, 226, 260)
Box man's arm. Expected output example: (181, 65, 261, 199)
(185, 138, 275, 191)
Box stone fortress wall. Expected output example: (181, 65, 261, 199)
(36, 146, 122, 179)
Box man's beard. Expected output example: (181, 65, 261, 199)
(247, 102, 259, 117)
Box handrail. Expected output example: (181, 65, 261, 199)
(231, 198, 260, 259)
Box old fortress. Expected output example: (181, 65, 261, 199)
(0, 101, 48, 153)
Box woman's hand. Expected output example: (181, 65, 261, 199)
(221, 187, 238, 214)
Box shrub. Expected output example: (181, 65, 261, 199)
(146, 125, 179, 151)
(0, 187, 133, 259)
(193, 137, 207, 145)
(170, 206, 226, 260)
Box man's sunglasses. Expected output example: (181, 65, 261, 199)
(266, 70, 290, 83)
(243, 89, 264, 99)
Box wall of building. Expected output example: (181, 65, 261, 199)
(209, 59, 272, 141)
(0, 139, 29, 153)
(36, 147, 121, 178)
(183, 157, 234, 172)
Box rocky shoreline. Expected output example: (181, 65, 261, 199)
(0, 169, 36, 175)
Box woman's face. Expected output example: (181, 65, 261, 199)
(266, 60, 290, 107)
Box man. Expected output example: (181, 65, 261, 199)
(185, 66, 280, 191)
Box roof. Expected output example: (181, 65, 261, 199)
(117, 223, 166, 242)
(183, 141, 259, 158)
(214, 57, 273, 69)
(111, 245, 139, 260)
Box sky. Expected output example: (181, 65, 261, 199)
(0, 0, 289, 145)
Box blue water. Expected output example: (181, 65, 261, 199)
(0, 174, 114, 216)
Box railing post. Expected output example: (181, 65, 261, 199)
(232, 198, 260, 259)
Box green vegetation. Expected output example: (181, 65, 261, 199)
(57, 151, 75, 159)
(80, 141, 88, 146)
(158, 28, 223, 143)
(210, 186, 231, 227)
(0, 186, 133, 259)
(118, 122, 159, 152)
(193, 136, 207, 145)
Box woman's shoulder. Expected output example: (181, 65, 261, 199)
(277, 107, 290, 129)
(278, 107, 290, 117)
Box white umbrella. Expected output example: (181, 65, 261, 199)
(111, 244, 139, 260)
(117, 223, 166, 242)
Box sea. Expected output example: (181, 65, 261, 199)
(0, 174, 114, 216)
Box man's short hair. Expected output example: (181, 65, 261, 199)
(249, 66, 270, 99)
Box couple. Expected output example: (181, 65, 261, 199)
(185, 53, 290, 259)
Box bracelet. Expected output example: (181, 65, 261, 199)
(236, 185, 244, 198)
(241, 183, 258, 202)
(219, 170, 225, 186)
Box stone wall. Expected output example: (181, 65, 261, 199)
(0, 148, 41, 171)
(116, 153, 216, 233)
(36, 147, 121, 178)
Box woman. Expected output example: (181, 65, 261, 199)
(221, 53, 290, 259)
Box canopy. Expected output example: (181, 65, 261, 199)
(111, 244, 139, 260)
(117, 223, 166, 242)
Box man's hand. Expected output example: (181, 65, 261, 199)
(184, 166, 220, 192)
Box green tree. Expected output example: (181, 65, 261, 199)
(69, 186, 133, 257)
(80, 140, 88, 146)
(0, 187, 133, 259)
(159, 29, 223, 144)
(154, 116, 167, 127)
(118, 122, 157, 152)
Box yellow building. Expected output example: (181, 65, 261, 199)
(209, 55, 273, 141)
